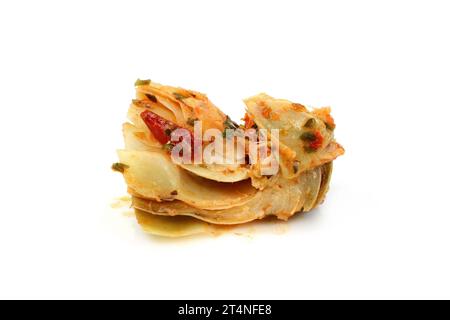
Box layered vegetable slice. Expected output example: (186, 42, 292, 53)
(123, 121, 250, 182)
(117, 149, 257, 210)
(245, 94, 344, 178)
(131, 163, 329, 224)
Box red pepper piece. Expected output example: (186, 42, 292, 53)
(309, 130, 324, 150)
(140, 110, 194, 149)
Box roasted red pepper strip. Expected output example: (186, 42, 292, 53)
(140, 110, 176, 145)
(140, 110, 195, 150)
(310, 130, 324, 150)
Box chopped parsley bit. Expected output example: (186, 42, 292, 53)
(224, 116, 238, 130)
(223, 129, 231, 138)
(300, 132, 317, 141)
(135, 79, 151, 86)
(304, 146, 317, 153)
(111, 162, 129, 173)
(145, 93, 158, 103)
(163, 142, 174, 151)
(222, 116, 239, 138)
(173, 92, 188, 101)
(325, 122, 336, 131)
(223, 116, 238, 138)
(132, 99, 151, 108)
(164, 128, 172, 137)
(187, 117, 198, 126)
(304, 118, 316, 128)
(293, 161, 300, 174)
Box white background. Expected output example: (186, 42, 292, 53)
(0, 0, 449, 299)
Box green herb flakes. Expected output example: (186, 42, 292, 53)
(300, 132, 317, 141)
(304, 118, 316, 128)
(173, 92, 188, 101)
(163, 142, 174, 151)
(303, 146, 316, 153)
(187, 118, 198, 126)
(111, 162, 129, 173)
(135, 79, 151, 86)
(224, 116, 238, 130)
(145, 93, 157, 103)
(293, 161, 300, 174)
(325, 122, 336, 131)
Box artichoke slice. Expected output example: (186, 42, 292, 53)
(123, 121, 251, 182)
(245, 94, 344, 177)
(132, 164, 327, 225)
(135, 208, 212, 237)
(117, 149, 258, 210)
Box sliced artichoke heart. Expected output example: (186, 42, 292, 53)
(244, 94, 344, 176)
(117, 149, 257, 210)
(132, 164, 325, 225)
